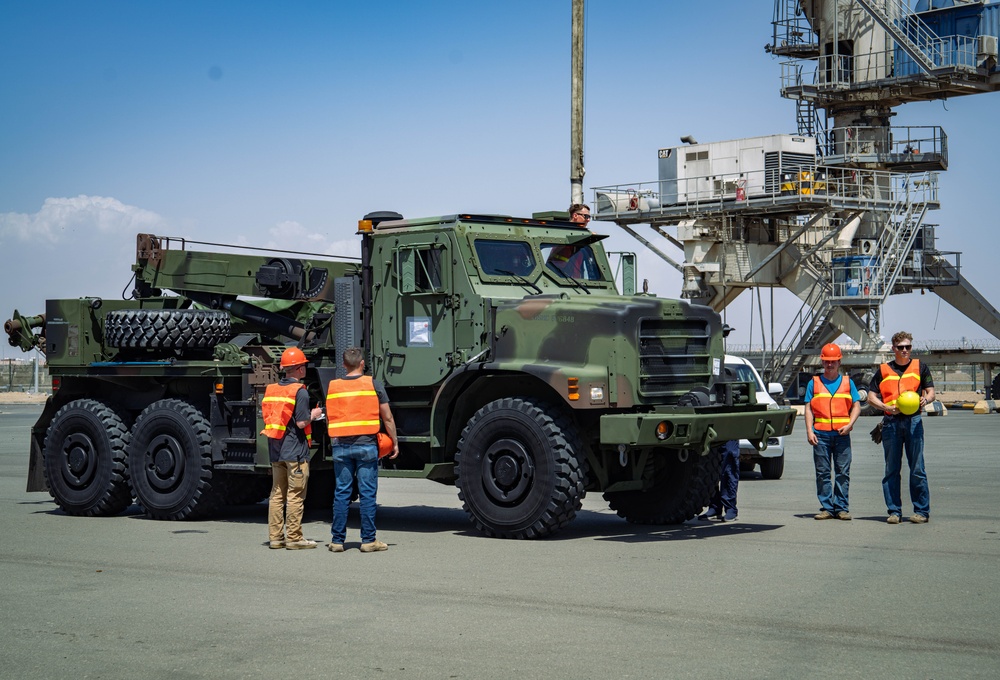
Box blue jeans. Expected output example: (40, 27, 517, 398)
(709, 440, 740, 513)
(331, 442, 379, 544)
(881, 415, 930, 517)
(812, 431, 851, 513)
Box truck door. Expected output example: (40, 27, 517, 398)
(376, 238, 454, 387)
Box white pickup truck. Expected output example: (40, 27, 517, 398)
(725, 355, 786, 479)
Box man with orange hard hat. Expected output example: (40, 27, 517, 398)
(261, 346, 324, 549)
(804, 343, 862, 521)
(865, 331, 935, 525)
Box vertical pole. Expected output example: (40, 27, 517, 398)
(570, 0, 585, 206)
(33, 357, 39, 394)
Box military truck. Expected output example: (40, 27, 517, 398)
(4, 211, 795, 538)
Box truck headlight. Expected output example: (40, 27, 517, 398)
(656, 421, 673, 440)
(590, 386, 604, 402)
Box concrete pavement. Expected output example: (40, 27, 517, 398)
(1, 404, 997, 678)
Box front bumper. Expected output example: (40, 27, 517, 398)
(599, 405, 797, 454)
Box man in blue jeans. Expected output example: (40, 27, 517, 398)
(804, 343, 861, 521)
(325, 347, 398, 552)
(698, 440, 740, 522)
(865, 331, 935, 524)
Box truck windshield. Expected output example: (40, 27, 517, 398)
(474, 239, 536, 276)
(541, 243, 602, 281)
(725, 363, 765, 392)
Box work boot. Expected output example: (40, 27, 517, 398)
(887, 514, 901, 524)
(814, 510, 834, 520)
(328, 543, 344, 552)
(836, 511, 852, 521)
(698, 507, 722, 521)
(909, 514, 929, 524)
(269, 540, 284, 549)
(360, 539, 388, 552)
(285, 539, 318, 550)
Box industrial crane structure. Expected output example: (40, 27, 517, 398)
(592, 0, 1000, 388)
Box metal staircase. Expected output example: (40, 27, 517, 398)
(795, 100, 831, 155)
(854, 0, 938, 75)
(764, 281, 836, 385)
(870, 199, 928, 299)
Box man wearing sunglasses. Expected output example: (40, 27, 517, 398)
(866, 331, 935, 525)
(568, 203, 591, 226)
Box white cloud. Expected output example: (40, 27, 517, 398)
(0, 195, 165, 244)
(263, 220, 360, 260)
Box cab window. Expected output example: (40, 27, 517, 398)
(541, 242, 602, 281)
(474, 239, 536, 276)
(397, 245, 446, 294)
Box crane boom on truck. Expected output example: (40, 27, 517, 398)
(5, 210, 796, 538)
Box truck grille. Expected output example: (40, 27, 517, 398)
(638, 318, 712, 397)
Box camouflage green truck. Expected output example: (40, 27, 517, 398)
(4, 211, 795, 538)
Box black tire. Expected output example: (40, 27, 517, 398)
(454, 398, 588, 539)
(604, 446, 722, 525)
(759, 455, 785, 480)
(105, 309, 230, 349)
(739, 460, 756, 474)
(43, 399, 133, 516)
(127, 399, 220, 520)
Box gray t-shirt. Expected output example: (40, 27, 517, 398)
(268, 378, 313, 463)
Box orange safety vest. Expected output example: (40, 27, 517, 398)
(326, 375, 380, 437)
(810, 375, 853, 431)
(879, 359, 921, 409)
(261, 382, 312, 443)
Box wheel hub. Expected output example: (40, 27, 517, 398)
(65, 433, 92, 476)
(145, 434, 184, 490)
(482, 438, 533, 503)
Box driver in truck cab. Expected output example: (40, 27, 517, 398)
(547, 203, 596, 278)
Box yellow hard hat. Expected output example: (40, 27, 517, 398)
(897, 390, 920, 415)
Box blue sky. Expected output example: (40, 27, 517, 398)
(2, 1, 998, 361)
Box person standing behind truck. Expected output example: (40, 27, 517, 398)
(326, 347, 398, 553)
(698, 439, 740, 522)
(804, 343, 861, 521)
(262, 347, 324, 549)
(865, 331, 935, 525)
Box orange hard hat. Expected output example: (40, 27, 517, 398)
(280, 347, 308, 368)
(820, 343, 843, 361)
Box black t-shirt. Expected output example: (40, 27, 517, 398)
(869, 359, 934, 414)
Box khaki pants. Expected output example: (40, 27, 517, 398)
(268, 460, 309, 543)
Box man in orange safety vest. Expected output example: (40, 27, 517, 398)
(804, 343, 861, 521)
(261, 346, 323, 549)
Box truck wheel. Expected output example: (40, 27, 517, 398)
(127, 399, 220, 520)
(759, 455, 785, 480)
(105, 309, 231, 349)
(455, 397, 587, 539)
(43, 399, 133, 516)
(603, 446, 722, 525)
